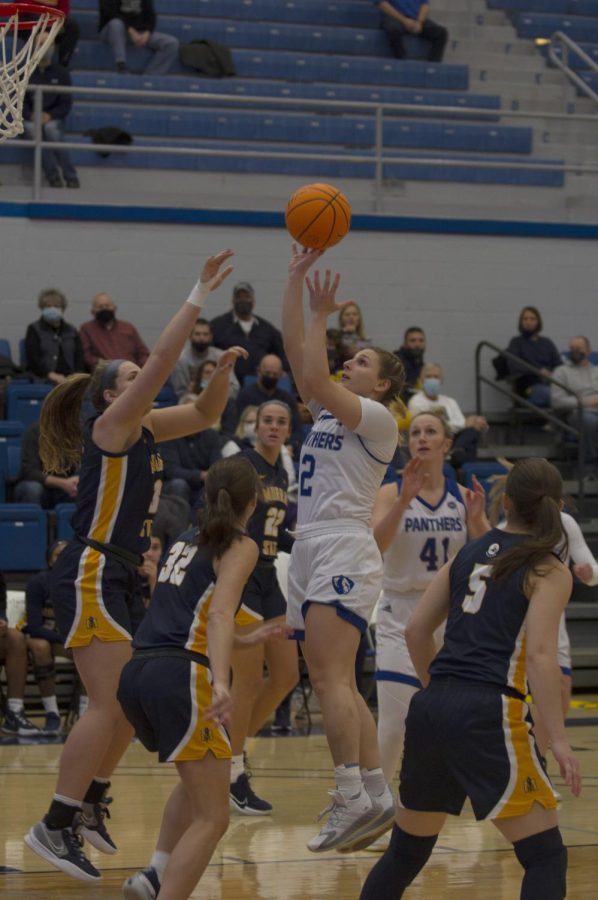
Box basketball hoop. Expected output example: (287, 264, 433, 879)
(0, 3, 65, 141)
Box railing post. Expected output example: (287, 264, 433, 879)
(475, 342, 483, 415)
(577, 400, 585, 513)
(374, 105, 383, 213)
(32, 86, 43, 201)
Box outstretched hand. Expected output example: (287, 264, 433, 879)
(288, 243, 323, 280)
(551, 737, 581, 798)
(237, 622, 294, 648)
(398, 456, 429, 505)
(215, 345, 249, 374)
(464, 475, 487, 521)
(200, 250, 235, 291)
(305, 269, 351, 319)
(573, 563, 594, 584)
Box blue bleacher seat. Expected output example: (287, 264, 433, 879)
(19, 338, 28, 369)
(513, 13, 598, 43)
(0, 504, 47, 571)
(0, 338, 12, 362)
(442, 463, 458, 481)
(0, 421, 25, 448)
(54, 503, 76, 542)
(5, 383, 52, 428)
(461, 461, 509, 497)
(153, 384, 178, 408)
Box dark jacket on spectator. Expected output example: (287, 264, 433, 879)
(23, 63, 72, 121)
(209, 311, 287, 384)
(506, 334, 562, 394)
(22, 570, 62, 644)
(395, 346, 424, 401)
(25, 318, 85, 380)
(18, 422, 77, 485)
(159, 429, 223, 489)
(236, 382, 303, 455)
(0, 572, 6, 621)
(99, 0, 157, 33)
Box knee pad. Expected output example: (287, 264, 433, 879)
(514, 827, 567, 900)
(34, 663, 56, 683)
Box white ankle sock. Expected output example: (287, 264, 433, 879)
(361, 767, 387, 798)
(150, 849, 170, 879)
(7, 699, 24, 714)
(230, 754, 245, 783)
(42, 696, 59, 715)
(334, 763, 362, 797)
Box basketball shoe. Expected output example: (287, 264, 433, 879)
(337, 784, 395, 852)
(229, 772, 272, 815)
(79, 800, 117, 854)
(122, 866, 161, 899)
(307, 787, 377, 852)
(24, 820, 101, 881)
(2, 709, 40, 736)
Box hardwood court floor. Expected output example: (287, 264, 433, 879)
(1, 699, 597, 899)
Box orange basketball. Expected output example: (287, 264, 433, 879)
(285, 183, 351, 250)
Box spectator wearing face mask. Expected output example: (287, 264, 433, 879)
(170, 317, 239, 400)
(24, 288, 86, 384)
(209, 281, 287, 383)
(78, 292, 150, 371)
(235, 354, 303, 454)
(179, 359, 238, 436)
(551, 336, 598, 473)
(505, 306, 562, 407)
(394, 326, 426, 401)
(408, 363, 488, 466)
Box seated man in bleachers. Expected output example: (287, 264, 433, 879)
(170, 317, 239, 401)
(24, 288, 86, 385)
(79, 292, 150, 371)
(551, 335, 598, 474)
(0, 573, 40, 737)
(30, 1, 80, 67)
(377, 1, 449, 63)
(159, 427, 224, 511)
(14, 421, 78, 507)
(236, 354, 303, 455)
(98, 0, 179, 75)
(408, 362, 488, 465)
(393, 325, 426, 402)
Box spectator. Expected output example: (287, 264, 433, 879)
(79, 292, 150, 371)
(137, 532, 163, 605)
(159, 427, 224, 510)
(338, 300, 372, 358)
(98, 0, 179, 75)
(377, 1, 448, 63)
(21, 35, 79, 188)
(210, 281, 287, 383)
(169, 317, 239, 401)
(551, 336, 598, 473)
(20, 541, 86, 734)
(408, 362, 488, 465)
(24, 288, 86, 385)
(505, 306, 562, 407)
(394, 325, 426, 401)
(236, 354, 303, 454)
(326, 328, 347, 378)
(179, 359, 238, 435)
(0, 572, 40, 736)
(14, 421, 79, 507)
(30, 1, 80, 67)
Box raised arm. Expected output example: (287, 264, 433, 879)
(281, 244, 322, 403)
(93, 251, 234, 452)
(373, 459, 427, 553)
(302, 269, 363, 430)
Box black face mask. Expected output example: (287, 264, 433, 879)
(191, 341, 210, 354)
(261, 375, 279, 391)
(234, 299, 253, 317)
(95, 309, 115, 325)
(570, 349, 586, 365)
(404, 347, 424, 362)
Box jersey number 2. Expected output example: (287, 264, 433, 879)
(299, 454, 316, 497)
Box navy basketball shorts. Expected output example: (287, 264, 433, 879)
(117, 655, 231, 763)
(235, 562, 287, 626)
(51, 539, 136, 648)
(398, 678, 558, 820)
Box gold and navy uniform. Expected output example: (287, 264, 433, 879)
(117, 530, 232, 763)
(235, 448, 291, 626)
(51, 420, 163, 648)
(399, 528, 559, 821)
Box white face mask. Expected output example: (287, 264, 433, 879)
(243, 422, 256, 440)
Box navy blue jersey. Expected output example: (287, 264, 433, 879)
(71, 419, 163, 555)
(242, 447, 288, 562)
(133, 529, 217, 658)
(429, 529, 532, 696)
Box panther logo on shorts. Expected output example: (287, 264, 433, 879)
(523, 776, 538, 793)
(332, 576, 355, 596)
(201, 727, 213, 742)
(85, 616, 98, 630)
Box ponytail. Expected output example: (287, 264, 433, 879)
(39, 374, 91, 474)
(490, 458, 567, 583)
(198, 456, 261, 557)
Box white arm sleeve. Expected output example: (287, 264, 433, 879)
(562, 512, 598, 586)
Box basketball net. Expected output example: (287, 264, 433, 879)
(0, 4, 65, 142)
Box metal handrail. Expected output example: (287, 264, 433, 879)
(548, 31, 598, 105)
(475, 340, 586, 508)
(3, 81, 598, 205)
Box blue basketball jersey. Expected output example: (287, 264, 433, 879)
(71, 420, 164, 555)
(133, 530, 216, 658)
(430, 528, 533, 696)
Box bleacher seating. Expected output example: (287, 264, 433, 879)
(0, 505, 47, 571)
(54, 503, 76, 542)
(5, 383, 52, 428)
(0, 339, 13, 362)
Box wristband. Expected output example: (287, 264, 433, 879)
(185, 271, 222, 307)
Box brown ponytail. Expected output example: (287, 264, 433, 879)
(371, 347, 406, 410)
(39, 360, 123, 474)
(491, 458, 567, 583)
(198, 456, 261, 557)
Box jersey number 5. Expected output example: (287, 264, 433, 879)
(462, 563, 492, 615)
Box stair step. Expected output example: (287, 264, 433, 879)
(478, 444, 560, 459)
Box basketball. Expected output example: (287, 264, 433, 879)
(285, 183, 351, 250)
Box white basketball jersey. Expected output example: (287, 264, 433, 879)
(297, 398, 398, 528)
(382, 479, 467, 595)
